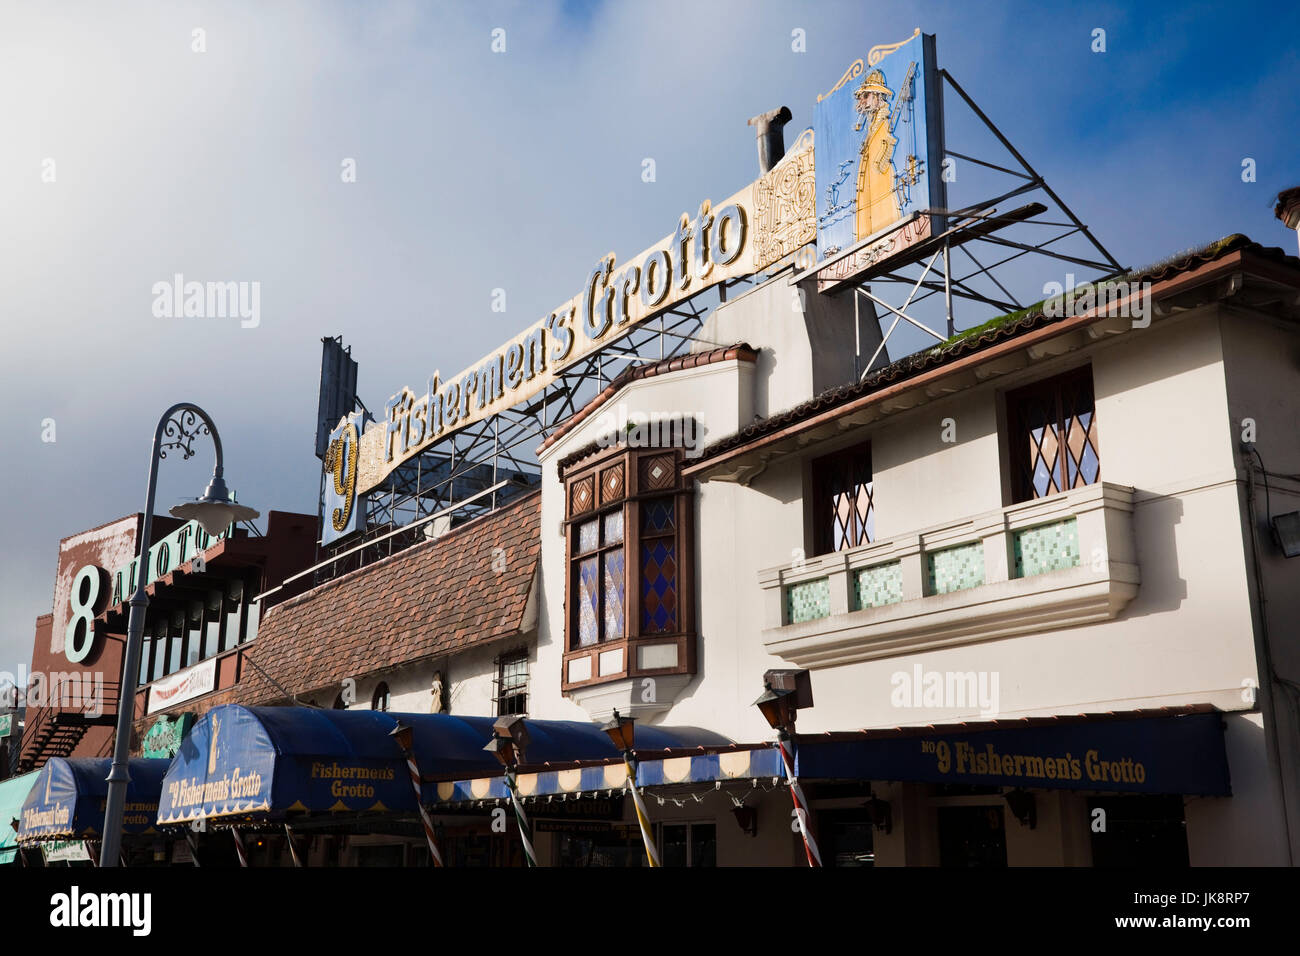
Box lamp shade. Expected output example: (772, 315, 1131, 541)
(483, 735, 515, 768)
(169, 475, 259, 536)
(388, 720, 414, 754)
(753, 686, 794, 731)
(601, 711, 636, 752)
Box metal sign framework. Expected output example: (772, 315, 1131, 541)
(824, 68, 1125, 380)
(314, 65, 1124, 584)
(313, 273, 768, 582)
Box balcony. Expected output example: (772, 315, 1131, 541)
(759, 482, 1140, 668)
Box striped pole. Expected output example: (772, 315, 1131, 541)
(402, 750, 444, 867)
(231, 828, 249, 867)
(503, 770, 538, 867)
(624, 756, 660, 868)
(284, 824, 304, 868)
(776, 735, 822, 867)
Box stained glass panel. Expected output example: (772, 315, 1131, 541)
(577, 555, 599, 647)
(603, 510, 624, 545)
(577, 519, 599, 554)
(643, 497, 675, 533)
(641, 538, 678, 633)
(604, 550, 625, 640)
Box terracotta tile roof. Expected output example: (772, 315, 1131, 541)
(238, 491, 541, 704)
(694, 234, 1300, 464)
(537, 343, 758, 455)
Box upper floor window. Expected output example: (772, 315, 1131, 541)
(561, 445, 695, 689)
(1006, 366, 1100, 503)
(494, 650, 529, 716)
(371, 681, 390, 712)
(811, 442, 874, 556)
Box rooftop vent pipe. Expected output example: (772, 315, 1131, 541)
(747, 106, 793, 175)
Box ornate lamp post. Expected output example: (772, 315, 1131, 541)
(484, 714, 538, 866)
(601, 710, 660, 867)
(754, 668, 821, 867)
(100, 404, 259, 868)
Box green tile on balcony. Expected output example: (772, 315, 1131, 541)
(786, 577, 831, 624)
(853, 562, 903, 610)
(1013, 518, 1080, 578)
(926, 542, 985, 595)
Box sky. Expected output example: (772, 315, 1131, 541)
(1, 0, 1298, 670)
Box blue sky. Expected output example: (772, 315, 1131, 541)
(1, 0, 1297, 669)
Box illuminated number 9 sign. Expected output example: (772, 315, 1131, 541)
(65, 565, 107, 664)
(325, 421, 359, 533)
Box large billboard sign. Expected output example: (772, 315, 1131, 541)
(329, 29, 947, 517)
(346, 139, 817, 498)
(813, 29, 945, 261)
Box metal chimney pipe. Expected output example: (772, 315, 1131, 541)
(748, 106, 793, 175)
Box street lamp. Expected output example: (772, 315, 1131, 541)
(752, 669, 822, 867)
(100, 403, 259, 868)
(601, 710, 660, 867)
(388, 720, 444, 867)
(484, 715, 538, 866)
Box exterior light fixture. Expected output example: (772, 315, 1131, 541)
(1271, 511, 1300, 558)
(388, 720, 414, 754)
(1004, 789, 1037, 829)
(755, 668, 822, 867)
(170, 474, 259, 537)
(753, 668, 814, 734)
(731, 802, 758, 837)
(485, 714, 539, 866)
(101, 403, 259, 868)
(864, 793, 893, 834)
(601, 710, 636, 753)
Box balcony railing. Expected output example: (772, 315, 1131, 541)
(759, 482, 1140, 668)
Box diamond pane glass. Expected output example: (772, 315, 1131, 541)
(603, 510, 624, 546)
(643, 498, 675, 533)
(577, 556, 599, 646)
(813, 444, 873, 554)
(603, 550, 625, 640)
(641, 538, 678, 633)
(578, 519, 599, 554)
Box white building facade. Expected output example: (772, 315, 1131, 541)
(522, 234, 1300, 867)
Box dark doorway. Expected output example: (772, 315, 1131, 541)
(1089, 795, 1189, 867)
(938, 805, 1008, 867)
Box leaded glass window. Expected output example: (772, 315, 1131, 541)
(811, 443, 874, 556)
(1007, 367, 1100, 503)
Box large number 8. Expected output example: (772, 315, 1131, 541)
(65, 565, 105, 664)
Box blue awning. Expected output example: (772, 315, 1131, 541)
(792, 710, 1231, 796)
(0, 771, 39, 863)
(157, 705, 731, 825)
(435, 746, 783, 804)
(18, 758, 169, 842)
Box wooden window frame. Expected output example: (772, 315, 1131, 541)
(1005, 365, 1100, 504)
(561, 443, 696, 692)
(810, 441, 874, 557)
(494, 648, 530, 716)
